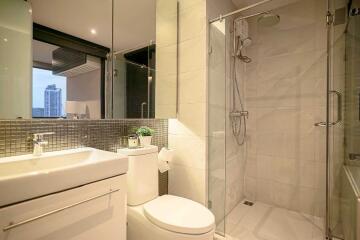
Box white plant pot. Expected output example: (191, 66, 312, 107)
(139, 136, 152, 146)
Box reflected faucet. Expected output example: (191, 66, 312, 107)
(33, 132, 55, 156)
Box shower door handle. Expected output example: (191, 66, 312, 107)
(314, 90, 342, 127)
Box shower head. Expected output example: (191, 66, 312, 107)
(257, 12, 280, 27)
(235, 37, 252, 63)
(235, 37, 252, 56)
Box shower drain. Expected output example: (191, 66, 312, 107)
(243, 200, 254, 206)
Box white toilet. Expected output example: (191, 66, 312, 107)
(118, 145, 215, 240)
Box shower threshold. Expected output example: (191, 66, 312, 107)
(215, 201, 325, 240)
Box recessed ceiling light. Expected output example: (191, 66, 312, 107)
(28, 8, 32, 13)
(90, 29, 97, 35)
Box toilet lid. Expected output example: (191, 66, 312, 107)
(143, 195, 215, 235)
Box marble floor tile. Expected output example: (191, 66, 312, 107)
(222, 201, 325, 240)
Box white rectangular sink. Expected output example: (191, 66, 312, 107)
(0, 148, 128, 207)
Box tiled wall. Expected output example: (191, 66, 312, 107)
(344, 0, 360, 170)
(243, 0, 328, 217)
(155, 0, 178, 118)
(0, 119, 169, 195)
(167, 0, 208, 204)
(166, 0, 243, 208)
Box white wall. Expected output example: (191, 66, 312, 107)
(67, 69, 101, 119)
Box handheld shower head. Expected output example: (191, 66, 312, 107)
(241, 38, 252, 48)
(236, 37, 252, 56)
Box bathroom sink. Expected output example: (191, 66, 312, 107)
(0, 148, 128, 207)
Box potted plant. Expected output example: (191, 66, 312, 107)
(136, 126, 154, 146)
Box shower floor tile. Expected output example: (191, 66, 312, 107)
(224, 201, 324, 240)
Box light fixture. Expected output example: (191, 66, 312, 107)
(90, 29, 97, 35)
(3, 38, 8, 42)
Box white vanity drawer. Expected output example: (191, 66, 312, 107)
(0, 175, 126, 240)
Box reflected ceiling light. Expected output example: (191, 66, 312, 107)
(90, 29, 97, 35)
(3, 38, 8, 42)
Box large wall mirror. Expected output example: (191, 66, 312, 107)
(0, 0, 178, 119)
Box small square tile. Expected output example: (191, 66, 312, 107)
(0, 119, 169, 194)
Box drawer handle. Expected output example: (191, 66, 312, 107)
(3, 188, 120, 232)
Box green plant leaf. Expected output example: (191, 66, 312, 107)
(136, 126, 155, 136)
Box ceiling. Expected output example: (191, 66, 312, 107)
(29, 0, 156, 52)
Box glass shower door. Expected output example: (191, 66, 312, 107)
(327, 0, 348, 238)
(341, 3, 360, 240)
(208, 20, 227, 236)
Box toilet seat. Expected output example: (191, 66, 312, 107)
(143, 195, 215, 235)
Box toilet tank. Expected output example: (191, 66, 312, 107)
(118, 145, 159, 206)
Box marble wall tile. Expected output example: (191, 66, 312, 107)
(179, 3, 206, 42)
(179, 69, 207, 104)
(240, 0, 329, 218)
(169, 163, 207, 203)
(168, 133, 206, 169)
(168, 0, 208, 205)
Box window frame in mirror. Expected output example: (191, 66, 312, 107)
(32, 23, 110, 119)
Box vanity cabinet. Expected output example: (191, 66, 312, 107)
(0, 175, 126, 240)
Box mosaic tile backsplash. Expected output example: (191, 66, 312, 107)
(0, 119, 168, 195)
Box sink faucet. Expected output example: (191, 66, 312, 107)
(33, 132, 55, 156)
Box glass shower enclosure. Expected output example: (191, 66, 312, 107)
(207, 0, 358, 239)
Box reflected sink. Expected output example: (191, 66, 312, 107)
(0, 148, 128, 207)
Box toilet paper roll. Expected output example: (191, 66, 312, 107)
(158, 147, 174, 173)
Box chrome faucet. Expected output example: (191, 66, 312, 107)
(33, 132, 55, 156)
(141, 102, 147, 119)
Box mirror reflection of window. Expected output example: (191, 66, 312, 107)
(0, 0, 178, 119)
(32, 40, 102, 119)
(32, 68, 67, 118)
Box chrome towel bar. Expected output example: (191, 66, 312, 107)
(3, 188, 120, 232)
